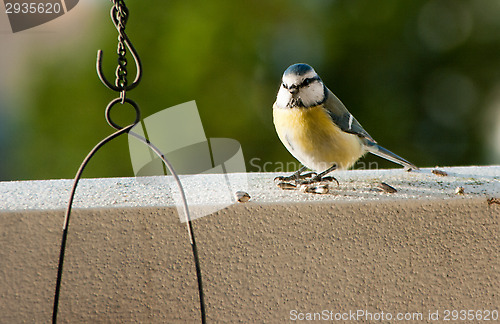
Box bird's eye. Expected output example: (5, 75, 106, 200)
(282, 83, 288, 89)
(302, 78, 311, 86)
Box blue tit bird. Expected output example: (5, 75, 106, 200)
(273, 63, 417, 183)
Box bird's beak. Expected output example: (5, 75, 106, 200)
(289, 87, 298, 95)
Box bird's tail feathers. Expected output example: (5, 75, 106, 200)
(365, 142, 418, 170)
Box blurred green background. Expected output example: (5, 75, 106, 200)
(1, 0, 499, 181)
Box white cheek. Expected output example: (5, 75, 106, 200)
(276, 87, 291, 108)
(301, 84, 324, 106)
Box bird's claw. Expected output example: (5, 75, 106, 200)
(294, 175, 339, 187)
(318, 176, 340, 187)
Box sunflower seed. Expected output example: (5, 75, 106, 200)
(276, 182, 297, 190)
(377, 182, 397, 193)
(487, 197, 500, 205)
(432, 169, 448, 177)
(235, 191, 251, 202)
(299, 183, 329, 194)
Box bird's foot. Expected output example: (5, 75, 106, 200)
(273, 172, 317, 183)
(275, 172, 338, 194)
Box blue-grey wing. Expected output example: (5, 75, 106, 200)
(322, 87, 417, 170)
(322, 87, 375, 142)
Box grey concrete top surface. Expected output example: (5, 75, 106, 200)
(0, 166, 499, 211)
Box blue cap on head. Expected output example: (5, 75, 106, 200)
(284, 63, 314, 76)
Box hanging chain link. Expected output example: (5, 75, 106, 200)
(113, 0, 129, 97)
(96, 0, 143, 128)
(96, 0, 142, 98)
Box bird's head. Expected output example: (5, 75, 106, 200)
(275, 63, 326, 108)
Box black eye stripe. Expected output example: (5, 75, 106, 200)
(299, 76, 320, 88)
(282, 76, 320, 90)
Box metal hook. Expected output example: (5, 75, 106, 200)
(96, 37, 142, 92)
(96, 4, 142, 92)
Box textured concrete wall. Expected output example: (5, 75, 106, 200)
(1, 198, 498, 323)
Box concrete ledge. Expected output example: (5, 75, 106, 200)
(1, 166, 499, 211)
(0, 167, 499, 322)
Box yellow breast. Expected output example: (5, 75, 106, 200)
(273, 104, 365, 171)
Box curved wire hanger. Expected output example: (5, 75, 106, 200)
(52, 1, 206, 323)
